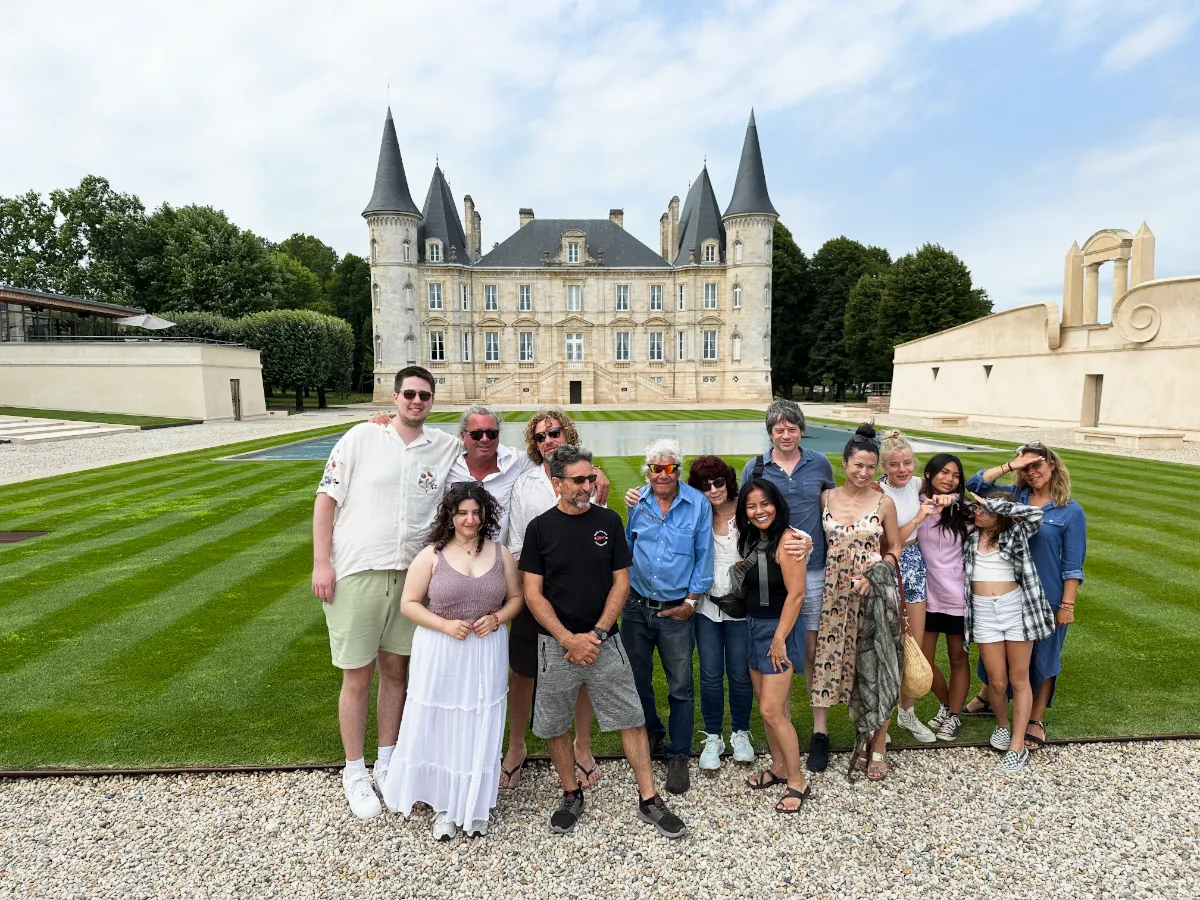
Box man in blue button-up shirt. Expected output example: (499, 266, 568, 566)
(622, 438, 713, 796)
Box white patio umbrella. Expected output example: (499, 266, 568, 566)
(115, 313, 176, 330)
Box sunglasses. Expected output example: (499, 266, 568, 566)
(557, 474, 597, 485)
(701, 477, 727, 491)
(467, 429, 500, 441)
(400, 389, 433, 401)
(1017, 441, 1049, 458)
(649, 464, 679, 475)
(533, 427, 563, 443)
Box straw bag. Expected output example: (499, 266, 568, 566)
(895, 559, 933, 699)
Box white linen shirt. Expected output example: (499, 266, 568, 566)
(448, 444, 536, 546)
(505, 464, 557, 561)
(317, 422, 462, 579)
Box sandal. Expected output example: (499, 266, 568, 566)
(499, 754, 526, 790)
(846, 733, 870, 783)
(961, 694, 992, 717)
(746, 769, 786, 790)
(774, 784, 811, 814)
(574, 758, 602, 789)
(1025, 720, 1047, 752)
(866, 752, 888, 781)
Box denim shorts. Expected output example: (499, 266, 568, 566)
(802, 568, 824, 632)
(972, 588, 1026, 643)
(746, 614, 807, 675)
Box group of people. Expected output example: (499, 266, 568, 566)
(312, 370, 1088, 840)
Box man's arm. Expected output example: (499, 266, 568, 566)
(595, 567, 630, 634)
(523, 572, 600, 665)
(312, 494, 337, 602)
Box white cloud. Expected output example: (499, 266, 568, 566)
(1101, 8, 1197, 72)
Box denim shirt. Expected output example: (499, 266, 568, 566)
(626, 481, 715, 602)
(741, 446, 836, 571)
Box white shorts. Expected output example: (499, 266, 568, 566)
(803, 568, 824, 632)
(972, 588, 1026, 643)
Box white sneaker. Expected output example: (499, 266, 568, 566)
(730, 730, 755, 764)
(897, 707, 937, 743)
(698, 733, 724, 772)
(990, 726, 1012, 751)
(372, 759, 389, 793)
(342, 771, 382, 820)
(432, 812, 457, 841)
(928, 704, 950, 731)
(466, 818, 489, 837)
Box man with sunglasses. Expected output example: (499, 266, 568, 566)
(312, 366, 461, 819)
(447, 405, 534, 546)
(621, 438, 713, 795)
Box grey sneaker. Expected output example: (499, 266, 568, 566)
(897, 707, 937, 743)
(432, 811, 457, 841)
(665, 754, 690, 794)
(550, 789, 584, 835)
(990, 726, 1012, 751)
(698, 733, 724, 772)
(999, 748, 1029, 773)
(637, 794, 687, 839)
(730, 730, 756, 764)
(936, 714, 961, 742)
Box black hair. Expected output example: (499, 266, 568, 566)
(842, 422, 880, 462)
(424, 482, 502, 553)
(735, 477, 790, 557)
(921, 453, 971, 546)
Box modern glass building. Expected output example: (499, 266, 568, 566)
(0, 285, 142, 342)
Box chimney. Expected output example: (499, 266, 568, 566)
(519, 208, 535, 228)
(609, 208, 624, 228)
(473, 209, 482, 259)
(660, 212, 669, 260)
(464, 195, 476, 262)
(668, 196, 680, 261)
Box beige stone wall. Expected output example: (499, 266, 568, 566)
(889, 276, 1200, 439)
(0, 342, 267, 420)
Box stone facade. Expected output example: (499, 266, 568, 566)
(363, 110, 778, 405)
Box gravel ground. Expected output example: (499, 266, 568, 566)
(2, 741, 1196, 899)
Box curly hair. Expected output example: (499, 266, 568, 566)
(687, 455, 738, 496)
(522, 407, 580, 464)
(424, 482, 503, 553)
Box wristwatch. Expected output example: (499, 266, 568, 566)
(592, 626, 609, 642)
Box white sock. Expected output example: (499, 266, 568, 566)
(376, 746, 394, 767)
(343, 758, 368, 780)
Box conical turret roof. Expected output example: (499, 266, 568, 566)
(724, 110, 777, 218)
(417, 166, 470, 264)
(362, 108, 419, 217)
(674, 166, 726, 265)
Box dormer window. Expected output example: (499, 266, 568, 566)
(568, 242, 580, 264)
(702, 241, 717, 263)
(427, 240, 442, 263)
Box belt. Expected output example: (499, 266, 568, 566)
(631, 589, 686, 611)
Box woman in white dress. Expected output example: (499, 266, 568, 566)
(381, 482, 524, 841)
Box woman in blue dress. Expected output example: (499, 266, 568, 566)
(964, 441, 1086, 751)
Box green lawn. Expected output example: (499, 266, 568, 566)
(0, 406, 196, 428)
(0, 422, 1196, 769)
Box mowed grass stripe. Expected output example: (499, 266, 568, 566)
(1081, 571, 1200, 638)
(0, 521, 313, 714)
(0, 455, 224, 514)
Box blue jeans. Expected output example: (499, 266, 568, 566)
(694, 615, 752, 734)
(620, 598, 696, 757)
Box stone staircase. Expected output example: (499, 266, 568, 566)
(0, 416, 140, 444)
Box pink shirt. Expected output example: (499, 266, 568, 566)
(917, 507, 967, 616)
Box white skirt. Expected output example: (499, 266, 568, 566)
(381, 624, 508, 826)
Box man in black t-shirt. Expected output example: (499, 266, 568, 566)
(520, 444, 687, 840)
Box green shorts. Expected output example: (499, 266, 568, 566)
(323, 569, 415, 669)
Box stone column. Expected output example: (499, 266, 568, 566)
(1062, 241, 1084, 326)
(1112, 257, 1129, 309)
(1083, 263, 1101, 325)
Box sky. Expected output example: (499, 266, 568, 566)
(2, 0, 1198, 316)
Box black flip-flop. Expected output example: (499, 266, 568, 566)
(574, 759, 601, 789)
(1025, 720, 1047, 751)
(499, 755, 526, 789)
(746, 769, 786, 790)
(774, 784, 811, 814)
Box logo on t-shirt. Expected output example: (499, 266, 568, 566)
(417, 469, 439, 493)
(593, 530, 609, 547)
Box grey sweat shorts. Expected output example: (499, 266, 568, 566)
(532, 634, 646, 739)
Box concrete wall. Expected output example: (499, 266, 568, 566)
(889, 276, 1200, 439)
(0, 341, 267, 421)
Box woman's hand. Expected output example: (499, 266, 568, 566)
(1056, 606, 1075, 626)
(472, 613, 501, 637)
(782, 528, 812, 560)
(1009, 451, 1043, 472)
(768, 636, 791, 673)
(851, 574, 870, 596)
(623, 487, 640, 510)
(368, 412, 395, 426)
(443, 619, 472, 640)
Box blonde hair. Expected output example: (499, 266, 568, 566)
(523, 407, 580, 464)
(880, 428, 913, 464)
(1013, 445, 1072, 507)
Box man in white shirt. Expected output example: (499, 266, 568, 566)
(448, 406, 537, 545)
(312, 365, 460, 819)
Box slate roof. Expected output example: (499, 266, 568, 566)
(724, 109, 778, 218)
(475, 219, 670, 269)
(0, 284, 142, 316)
(673, 167, 726, 265)
(417, 167, 470, 264)
(362, 108, 420, 217)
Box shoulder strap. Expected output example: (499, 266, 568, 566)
(752, 454, 765, 480)
(758, 540, 771, 606)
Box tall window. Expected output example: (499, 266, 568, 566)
(461, 331, 472, 362)
(702, 330, 717, 360)
(733, 241, 742, 264)
(519, 331, 534, 362)
(649, 284, 663, 311)
(733, 283, 742, 309)
(764, 284, 771, 306)
(703, 242, 716, 263)
(703, 283, 718, 309)
(428, 241, 442, 263)
(676, 330, 686, 361)
(484, 285, 498, 311)
(370, 239, 378, 263)
(648, 331, 663, 361)
(615, 331, 630, 361)
(677, 284, 686, 310)
(372, 283, 380, 308)
(568, 242, 580, 263)
(403, 283, 413, 309)
(566, 284, 581, 311)
(485, 331, 499, 362)
(565, 332, 583, 361)
(429, 330, 445, 361)
(615, 284, 629, 311)
(428, 283, 443, 310)
(402, 240, 412, 263)
(519, 284, 532, 312)
(732, 333, 742, 361)
(459, 283, 470, 311)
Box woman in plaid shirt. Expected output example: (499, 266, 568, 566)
(963, 495, 1056, 773)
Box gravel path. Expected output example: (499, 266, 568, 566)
(2, 741, 1196, 899)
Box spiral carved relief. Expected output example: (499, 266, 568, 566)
(1114, 301, 1161, 344)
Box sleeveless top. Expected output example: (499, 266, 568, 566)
(743, 539, 789, 619)
(427, 542, 506, 621)
(821, 494, 884, 578)
(880, 477, 920, 543)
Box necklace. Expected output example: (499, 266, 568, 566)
(452, 536, 479, 556)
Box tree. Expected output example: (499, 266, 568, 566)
(157, 310, 242, 343)
(48, 176, 148, 304)
(0, 190, 60, 291)
(769, 222, 813, 399)
(241, 308, 350, 409)
(319, 315, 355, 407)
(327, 253, 372, 389)
(273, 252, 326, 313)
(278, 234, 338, 287)
(843, 272, 892, 384)
(877, 244, 992, 346)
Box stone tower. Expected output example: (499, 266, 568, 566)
(722, 109, 778, 395)
(363, 108, 422, 402)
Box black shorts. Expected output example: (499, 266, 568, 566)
(509, 613, 539, 679)
(925, 611, 965, 636)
